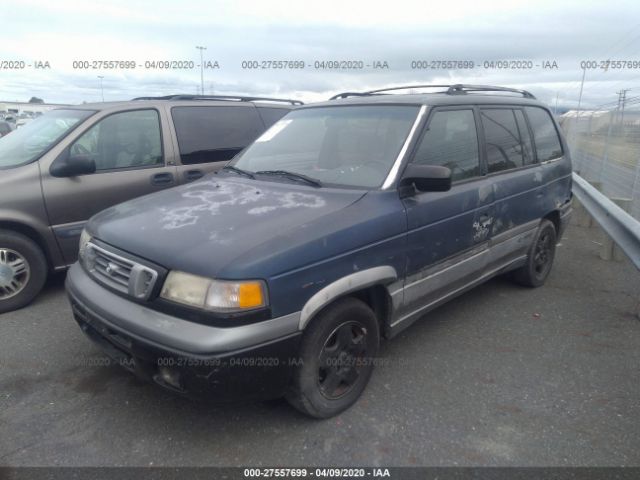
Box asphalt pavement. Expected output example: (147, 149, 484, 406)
(1, 224, 639, 467)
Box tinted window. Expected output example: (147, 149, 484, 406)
(525, 107, 563, 162)
(71, 109, 163, 171)
(172, 106, 264, 164)
(413, 109, 480, 181)
(480, 109, 523, 173)
(514, 109, 535, 165)
(0, 122, 11, 135)
(257, 107, 290, 127)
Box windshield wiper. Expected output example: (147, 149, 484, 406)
(255, 170, 322, 188)
(222, 165, 255, 179)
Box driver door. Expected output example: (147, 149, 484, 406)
(399, 107, 495, 317)
(41, 108, 178, 264)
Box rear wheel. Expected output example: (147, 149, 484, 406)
(0, 230, 48, 314)
(286, 297, 379, 419)
(511, 219, 557, 287)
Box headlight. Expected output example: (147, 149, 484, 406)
(160, 271, 268, 312)
(78, 229, 92, 261)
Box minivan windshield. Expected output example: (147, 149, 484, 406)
(230, 105, 420, 188)
(0, 109, 95, 169)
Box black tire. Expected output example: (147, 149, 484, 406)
(511, 219, 557, 288)
(0, 230, 48, 314)
(286, 297, 380, 419)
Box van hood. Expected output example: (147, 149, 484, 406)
(87, 176, 367, 278)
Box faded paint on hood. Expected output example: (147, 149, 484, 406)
(87, 175, 367, 278)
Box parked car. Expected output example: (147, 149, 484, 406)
(66, 85, 572, 418)
(0, 121, 11, 138)
(15, 118, 31, 129)
(0, 94, 301, 313)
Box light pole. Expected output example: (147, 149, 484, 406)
(576, 67, 586, 114)
(195, 46, 206, 95)
(619, 88, 630, 132)
(571, 67, 586, 144)
(97, 76, 104, 102)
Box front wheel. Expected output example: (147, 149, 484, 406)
(286, 297, 379, 419)
(0, 230, 48, 314)
(511, 219, 557, 288)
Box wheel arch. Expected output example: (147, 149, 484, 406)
(542, 210, 560, 233)
(0, 220, 55, 271)
(298, 266, 397, 333)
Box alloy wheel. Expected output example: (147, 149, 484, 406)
(0, 248, 31, 300)
(317, 321, 370, 400)
(533, 231, 553, 276)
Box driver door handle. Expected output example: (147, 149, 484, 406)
(150, 172, 175, 186)
(184, 169, 204, 182)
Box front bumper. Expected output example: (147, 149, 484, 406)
(66, 264, 302, 402)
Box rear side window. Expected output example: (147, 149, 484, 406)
(525, 107, 563, 162)
(514, 109, 535, 165)
(172, 106, 264, 164)
(412, 109, 480, 182)
(480, 109, 524, 173)
(257, 107, 290, 128)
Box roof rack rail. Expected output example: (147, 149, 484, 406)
(446, 84, 536, 99)
(131, 94, 304, 105)
(329, 84, 535, 100)
(330, 85, 451, 100)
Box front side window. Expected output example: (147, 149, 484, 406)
(0, 109, 95, 169)
(172, 106, 264, 164)
(70, 109, 163, 171)
(412, 109, 480, 182)
(231, 105, 420, 188)
(525, 107, 563, 162)
(480, 108, 524, 173)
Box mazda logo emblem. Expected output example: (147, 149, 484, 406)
(105, 262, 120, 276)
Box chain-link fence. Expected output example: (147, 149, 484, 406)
(560, 105, 640, 220)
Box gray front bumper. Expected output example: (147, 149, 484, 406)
(66, 263, 300, 355)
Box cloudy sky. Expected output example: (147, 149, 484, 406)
(1, 0, 639, 109)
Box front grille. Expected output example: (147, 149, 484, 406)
(84, 242, 158, 300)
(93, 248, 131, 287)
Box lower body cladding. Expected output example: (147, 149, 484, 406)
(66, 264, 302, 403)
(387, 217, 550, 336)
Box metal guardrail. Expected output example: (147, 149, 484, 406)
(572, 172, 640, 269)
(571, 149, 640, 220)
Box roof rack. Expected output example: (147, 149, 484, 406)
(330, 85, 451, 100)
(329, 84, 536, 100)
(131, 94, 304, 105)
(447, 84, 536, 99)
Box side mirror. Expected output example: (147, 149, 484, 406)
(50, 149, 96, 178)
(400, 164, 452, 193)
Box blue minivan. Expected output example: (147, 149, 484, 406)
(66, 85, 572, 418)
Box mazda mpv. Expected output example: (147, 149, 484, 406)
(66, 84, 572, 418)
